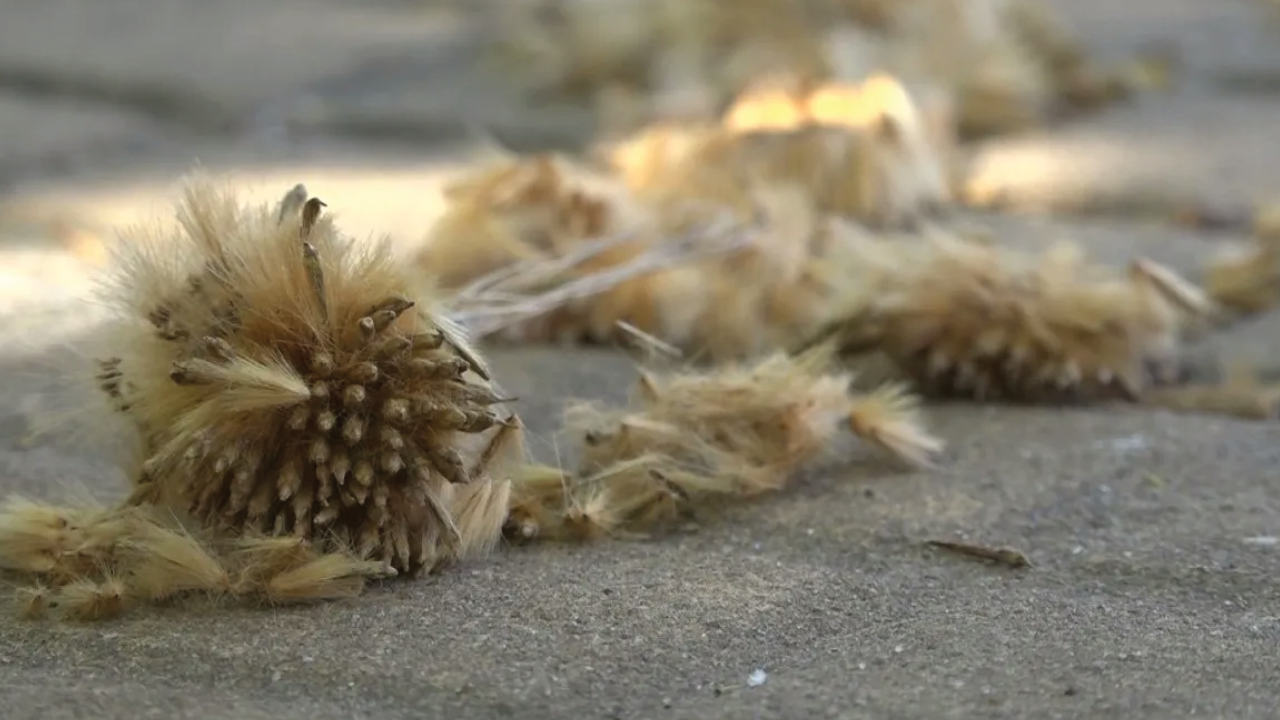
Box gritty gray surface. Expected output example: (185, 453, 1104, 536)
(2, 1, 1280, 719)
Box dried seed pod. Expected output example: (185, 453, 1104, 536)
(94, 180, 524, 577)
(811, 230, 1212, 403)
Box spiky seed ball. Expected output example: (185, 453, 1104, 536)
(96, 180, 520, 577)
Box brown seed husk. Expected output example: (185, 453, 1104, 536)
(89, 180, 523, 579)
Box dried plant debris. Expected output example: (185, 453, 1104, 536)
(808, 228, 1215, 404)
(606, 72, 955, 228)
(484, 0, 838, 121)
(482, 0, 1158, 140)
(1138, 367, 1280, 421)
(445, 208, 758, 344)
(504, 345, 943, 542)
(926, 539, 1031, 569)
(414, 150, 846, 361)
(407, 76, 955, 360)
(1203, 208, 1280, 318)
(415, 151, 652, 291)
(79, 179, 524, 583)
(0, 498, 392, 621)
(414, 150, 763, 345)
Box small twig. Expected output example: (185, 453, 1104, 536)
(926, 540, 1031, 569)
(1139, 384, 1280, 420)
(454, 208, 742, 302)
(615, 320, 684, 360)
(454, 241, 742, 336)
(452, 227, 647, 303)
(449, 250, 558, 303)
(451, 215, 755, 339)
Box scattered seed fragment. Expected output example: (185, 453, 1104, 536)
(926, 540, 1031, 569)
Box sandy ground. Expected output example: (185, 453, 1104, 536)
(2, 1, 1280, 719)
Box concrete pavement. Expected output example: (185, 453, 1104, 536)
(2, 1, 1280, 718)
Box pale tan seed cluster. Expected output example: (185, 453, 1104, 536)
(0, 498, 395, 621)
(810, 232, 1213, 403)
(505, 346, 943, 542)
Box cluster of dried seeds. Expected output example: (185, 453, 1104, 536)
(0, 498, 391, 622)
(0, 180, 527, 626)
(505, 346, 942, 542)
(809, 231, 1213, 404)
(93, 186, 524, 578)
